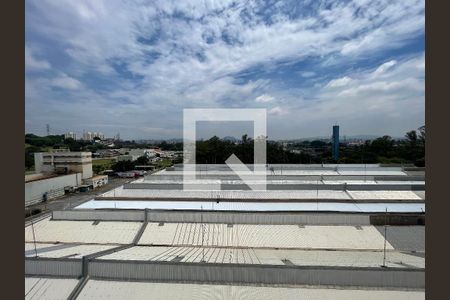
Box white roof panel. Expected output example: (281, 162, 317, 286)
(138, 223, 393, 250)
(349, 191, 422, 200)
(24, 218, 141, 244)
(25, 277, 78, 300)
(77, 280, 424, 300)
(76, 200, 425, 213)
(100, 188, 350, 200)
(25, 242, 116, 258)
(97, 245, 424, 268)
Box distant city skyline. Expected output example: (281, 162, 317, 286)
(26, 0, 424, 140)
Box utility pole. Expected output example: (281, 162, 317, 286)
(201, 205, 205, 263)
(31, 218, 38, 257)
(316, 175, 319, 211)
(383, 208, 388, 267)
(364, 162, 367, 183)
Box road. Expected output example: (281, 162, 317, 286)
(25, 177, 133, 221)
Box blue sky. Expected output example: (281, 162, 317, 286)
(25, 0, 424, 140)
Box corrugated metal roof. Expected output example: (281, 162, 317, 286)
(99, 187, 352, 199)
(25, 277, 78, 300)
(76, 200, 425, 213)
(24, 242, 116, 258)
(77, 280, 425, 300)
(139, 179, 424, 185)
(348, 191, 421, 200)
(97, 245, 424, 268)
(137, 223, 393, 250)
(99, 186, 422, 201)
(24, 218, 141, 244)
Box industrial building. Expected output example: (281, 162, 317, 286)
(34, 150, 93, 179)
(26, 151, 106, 207)
(25, 164, 425, 299)
(25, 173, 82, 206)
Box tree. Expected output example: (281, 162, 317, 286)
(370, 136, 394, 157)
(405, 130, 418, 147)
(112, 160, 135, 172)
(135, 155, 150, 165)
(25, 145, 40, 170)
(418, 125, 425, 145)
(93, 165, 104, 175)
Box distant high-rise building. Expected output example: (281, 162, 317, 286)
(64, 132, 76, 140)
(83, 131, 93, 141)
(332, 125, 339, 161)
(82, 131, 105, 141)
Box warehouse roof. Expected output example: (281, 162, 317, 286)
(77, 280, 425, 300)
(25, 218, 141, 244)
(25, 277, 79, 300)
(137, 223, 393, 250)
(97, 246, 423, 269)
(155, 170, 407, 176)
(77, 199, 425, 213)
(25, 242, 116, 258)
(98, 187, 422, 201)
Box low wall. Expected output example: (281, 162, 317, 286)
(123, 183, 425, 191)
(88, 260, 425, 289)
(52, 210, 144, 222)
(52, 209, 425, 225)
(52, 210, 370, 225)
(144, 174, 425, 181)
(25, 257, 82, 278)
(146, 211, 371, 225)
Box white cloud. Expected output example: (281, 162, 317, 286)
(25, 0, 425, 139)
(373, 60, 397, 76)
(269, 106, 288, 116)
(326, 76, 352, 88)
(51, 74, 82, 90)
(300, 71, 316, 78)
(255, 94, 274, 103)
(25, 46, 51, 71)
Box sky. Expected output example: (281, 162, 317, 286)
(25, 0, 425, 140)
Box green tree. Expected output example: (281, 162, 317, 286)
(370, 135, 394, 157)
(112, 160, 135, 172)
(135, 155, 150, 165)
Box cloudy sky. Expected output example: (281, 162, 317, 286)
(25, 0, 424, 140)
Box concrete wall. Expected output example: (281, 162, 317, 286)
(52, 210, 371, 225)
(51, 210, 424, 225)
(25, 173, 82, 206)
(123, 183, 424, 191)
(33, 153, 44, 173)
(88, 260, 425, 289)
(24, 256, 424, 289)
(145, 211, 371, 225)
(25, 258, 82, 278)
(52, 210, 144, 222)
(144, 174, 425, 182)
